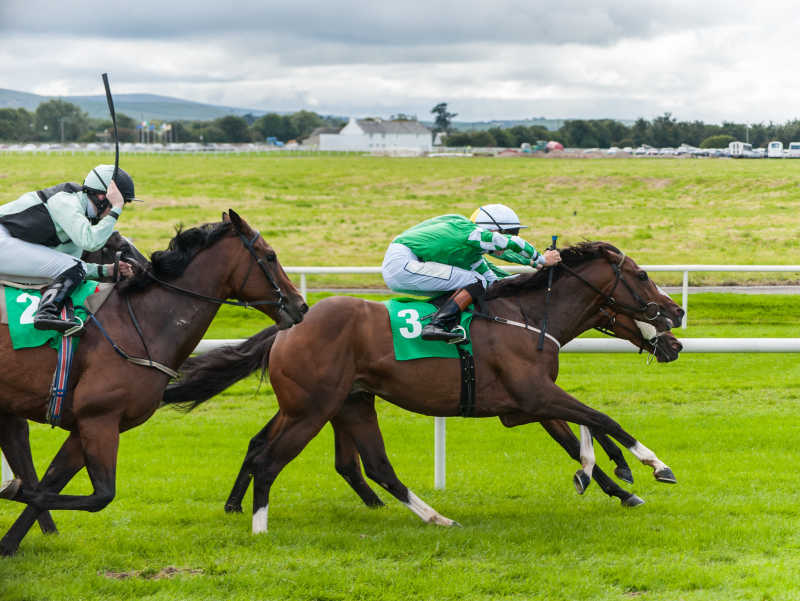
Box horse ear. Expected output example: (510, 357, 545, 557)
(222, 211, 230, 223)
(228, 209, 245, 232)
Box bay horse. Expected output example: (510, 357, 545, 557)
(0, 232, 151, 539)
(0, 210, 307, 556)
(163, 301, 682, 513)
(164, 242, 684, 533)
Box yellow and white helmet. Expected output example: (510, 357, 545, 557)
(470, 204, 527, 232)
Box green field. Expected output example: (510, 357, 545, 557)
(1, 156, 800, 600)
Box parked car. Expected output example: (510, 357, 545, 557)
(786, 142, 800, 158)
(767, 141, 784, 158)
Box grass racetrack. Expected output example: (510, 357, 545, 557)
(1, 155, 800, 600)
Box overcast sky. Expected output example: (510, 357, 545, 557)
(0, 1, 796, 123)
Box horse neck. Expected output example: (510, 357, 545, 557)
(128, 239, 241, 366)
(509, 262, 611, 345)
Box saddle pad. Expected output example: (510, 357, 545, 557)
(2, 281, 109, 350)
(383, 298, 473, 361)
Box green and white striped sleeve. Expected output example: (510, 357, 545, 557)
(467, 227, 544, 265)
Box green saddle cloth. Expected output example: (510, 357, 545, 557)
(4, 281, 100, 350)
(383, 298, 474, 361)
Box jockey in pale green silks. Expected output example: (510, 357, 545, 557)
(382, 203, 561, 343)
(0, 165, 139, 332)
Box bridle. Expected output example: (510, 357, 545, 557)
(145, 229, 288, 313)
(594, 306, 662, 363)
(557, 250, 663, 322)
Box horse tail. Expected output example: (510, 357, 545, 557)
(161, 325, 279, 411)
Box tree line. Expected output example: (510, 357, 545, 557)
(0, 99, 344, 144)
(444, 113, 800, 149)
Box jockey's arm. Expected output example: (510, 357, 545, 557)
(47, 192, 118, 252)
(467, 228, 546, 267)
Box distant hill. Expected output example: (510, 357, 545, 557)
(0, 88, 276, 122)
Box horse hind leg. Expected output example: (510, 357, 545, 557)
(593, 429, 635, 484)
(224, 415, 280, 513)
(331, 395, 384, 508)
(249, 411, 330, 534)
(0, 416, 58, 534)
(342, 398, 457, 526)
(0, 432, 85, 557)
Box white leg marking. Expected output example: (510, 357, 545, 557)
(252, 504, 268, 534)
(628, 441, 668, 472)
(404, 490, 456, 526)
(579, 425, 595, 479)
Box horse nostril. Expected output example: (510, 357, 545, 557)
(300, 303, 309, 314)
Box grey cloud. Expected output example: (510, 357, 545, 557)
(2, 0, 738, 50)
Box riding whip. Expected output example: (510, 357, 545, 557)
(101, 73, 119, 182)
(537, 235, 558, 351)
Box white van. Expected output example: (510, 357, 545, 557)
(728, 141, 760, 158)
(786, 142, 800, 158)
(767, 141, 784, 158)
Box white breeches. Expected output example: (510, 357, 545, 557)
(381, 243, 490, 295)
(0, 225, 84, 284)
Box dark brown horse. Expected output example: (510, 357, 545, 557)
(165, 242, 684, 533)
(0, 210, 307, 555)
(0, 232, 151, 539)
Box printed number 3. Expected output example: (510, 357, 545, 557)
(397, 308, 422, 339)
(17, 293, 40, 325)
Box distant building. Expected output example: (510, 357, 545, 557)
(318, 117, 432, 153)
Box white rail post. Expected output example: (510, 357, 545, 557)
(434, 417, 446, 489)
(682, 270, 689, 328)
(1, 453, 11, 481)
(300, 274, 307, 300)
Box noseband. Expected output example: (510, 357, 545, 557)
(558, 250, 662, 322)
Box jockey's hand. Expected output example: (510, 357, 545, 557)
(107, 180, 125, 211)
(118, 261, 134, 278)
(543, 249, 561, 267)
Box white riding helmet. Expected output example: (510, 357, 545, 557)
(470, 204, 528, 232)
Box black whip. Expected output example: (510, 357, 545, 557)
(101, 73, 119, 182)
(537, 235, 558, 351)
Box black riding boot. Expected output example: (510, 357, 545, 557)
(421, 282, 484, 343)
(33, 264, 85, 332)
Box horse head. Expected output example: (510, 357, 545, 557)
(222, 209, 307, 329)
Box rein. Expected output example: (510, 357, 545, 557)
(93, 229, 289, 378)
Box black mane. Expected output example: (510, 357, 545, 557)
(485, 241, 619, 300)
(119, 221, 233, 294)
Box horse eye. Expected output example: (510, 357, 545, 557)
(637, 271, 648, 281)
(264, 251, 277, 262)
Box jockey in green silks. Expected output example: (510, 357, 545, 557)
(381, 203, 561, 343)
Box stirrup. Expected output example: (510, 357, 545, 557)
(64, 315, 85, 337)
(446, 325, 467, 345)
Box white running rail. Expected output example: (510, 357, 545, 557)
(285, 265, 800, 329)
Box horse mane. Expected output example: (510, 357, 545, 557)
(119, 221, 234, 294)
(484, 241, 620, 300)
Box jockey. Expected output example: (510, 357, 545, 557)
(0, 164, 138, 332)
(382, 203, 561, 343)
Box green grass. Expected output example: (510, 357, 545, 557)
(2, 154, 800, 285)
(2, 155, 800, 599)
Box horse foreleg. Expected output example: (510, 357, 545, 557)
(538, 420, 644, 507)
(331, 395, 384, 507)
(592, 429, 634, 484)
(524, 385, 677, 486)
(341, 398, 457, 526)
(0, 432, 85, 556)
(0, 416, 58, 534)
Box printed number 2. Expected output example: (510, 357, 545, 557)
(17, 293, 40, 325)
(397, 308, 422, 339)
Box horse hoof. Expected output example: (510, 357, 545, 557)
(573, 470, 591, 495)
(0, 478, 22, 500)
(621, 493, 645, 508)
(224, 503, 243, 514)
(654, 467, 677, 484)
(614, 466, 634, 484)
